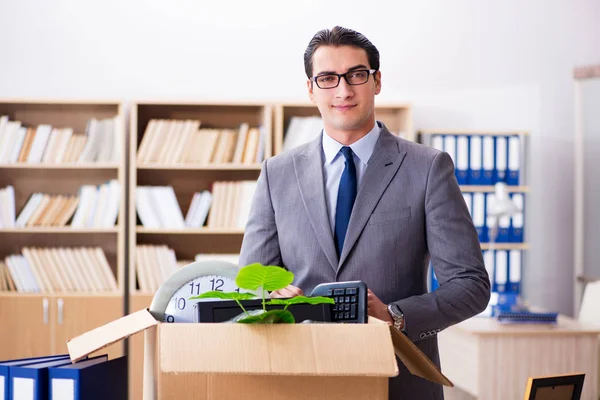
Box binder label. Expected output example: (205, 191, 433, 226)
(12, 377, 34, 399)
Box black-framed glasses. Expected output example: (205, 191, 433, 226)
(311, 69, 377, 89)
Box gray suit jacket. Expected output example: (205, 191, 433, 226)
(239, 123, 490, 399)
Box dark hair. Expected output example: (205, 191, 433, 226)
(304, 26, 380, 78)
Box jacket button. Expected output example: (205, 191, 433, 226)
(420, 333, 426, 339)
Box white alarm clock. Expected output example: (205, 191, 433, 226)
(149, 260, 261, 323)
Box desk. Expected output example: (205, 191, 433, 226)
(438, 315, 600, 400)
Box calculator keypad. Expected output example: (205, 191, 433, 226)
(327, 287, 359, 321)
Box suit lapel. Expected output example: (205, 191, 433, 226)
(338, 128, 407, 269)
(294, 134, 339, 272)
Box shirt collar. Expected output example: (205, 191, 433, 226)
(322, 122, 381, 166)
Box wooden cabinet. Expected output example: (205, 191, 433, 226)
(0, 293, 123, 361)
(0, 294, 52, 359)
(52, 294, 124, 359)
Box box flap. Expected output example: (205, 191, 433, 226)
(67, 308, 158, 362)
(159, 323, 399, 377)
(369, 318, 453, 387)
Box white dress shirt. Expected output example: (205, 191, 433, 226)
(321, 123, 381, 234)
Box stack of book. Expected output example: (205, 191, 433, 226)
(0, 247, 118, 292)
(137, 119, 266, 165)
(135, 245, 191, 292)
(0, 181, 121, 229)
(0, 115, 121, 164)
(136, 181, 256, 230)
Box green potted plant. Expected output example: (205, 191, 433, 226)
(190, 263, 334, 323)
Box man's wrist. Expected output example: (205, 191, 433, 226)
(387, 303, 405, 331)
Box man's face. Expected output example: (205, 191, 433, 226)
(307, 45, 381, 135)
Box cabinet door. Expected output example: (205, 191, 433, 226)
(129, 294, 154, 400)
(52, 295, 124, 359)
(0, 294, 53, 360)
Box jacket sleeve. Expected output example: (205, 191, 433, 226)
(394, 151, 491, 342)
(239, 158, 284, 269)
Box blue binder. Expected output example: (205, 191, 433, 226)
(48, 356, 126, 400)
(494, 136, 508, 184)
(0, 355, 69, 400)
(508, 250, 521, 294)
(468, 136, 483, 185)
(496, 311, 558, 325)
(507, 135, 520, 185)
(472, 193, 486, 242)
(482, 136, 495, 185)
(10, 357, 74, 400)
(456, 136, 469, 184)
(512, 193, 524, 243)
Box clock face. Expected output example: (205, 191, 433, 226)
(163, 274, 242, 323)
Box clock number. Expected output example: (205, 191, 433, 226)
(210, 278, 224, 291)
(166, 315, 175, 323)
(234, 288, 240, 293)
(189, 282, 201, 296)
(174, 297, 186, 310)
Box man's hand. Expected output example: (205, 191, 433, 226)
(368, 289, 393, 324)
(270, 284, 304, 298)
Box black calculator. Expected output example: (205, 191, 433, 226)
(310, 281, 368, 323)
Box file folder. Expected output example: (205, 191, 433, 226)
(10, 357, 74, 400)
(482, 136, 494, 185)
(494, 250, 508, 293)
(49, 355, 126, 400)
(485, 193, 496, 243)
(510, 193, 524, 242)
(1, 355, 69, 400)
(495, 136, 508, 183)
(497, 213, 510, 243)
(507, 135, 520, 185)
(509, 250, 521, 293)
(468, 136, 483, 185)
(462, 193, 472, 218)
(472, 193, 486, 242)
(430, 134, 444, 152)
(456, 136, 469, 184)
(482, 250, 495, 293)
(443, 135, 457, 181)
(497, 311, 558, 325)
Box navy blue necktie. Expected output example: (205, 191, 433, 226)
(334, 146, 357, 256)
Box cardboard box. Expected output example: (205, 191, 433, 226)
(67, 309, 452, 399)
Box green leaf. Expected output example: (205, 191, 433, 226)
(236, 309, 295, 324)
(266, 295, 335, 306)
(189, 291, 257, 301)
(235, 263, 294, 292)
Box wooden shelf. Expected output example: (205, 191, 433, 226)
(460, 185, 529, 193)
(137, 163, 262, 171)
(0, 163, 119, 170)
(0, 228, 119, 234)
(0, 99, 127, 296)
(136, 227, 243, 235)
(419, 130, 529, 136)
(480, 243, 529, 250)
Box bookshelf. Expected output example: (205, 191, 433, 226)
(0, 99, 126, 362)
(128, 101, 271, 400)
(418, 130, 529, 304)
(273, 102, 413, 154)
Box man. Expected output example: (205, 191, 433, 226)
(239, 26, 490, 399)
